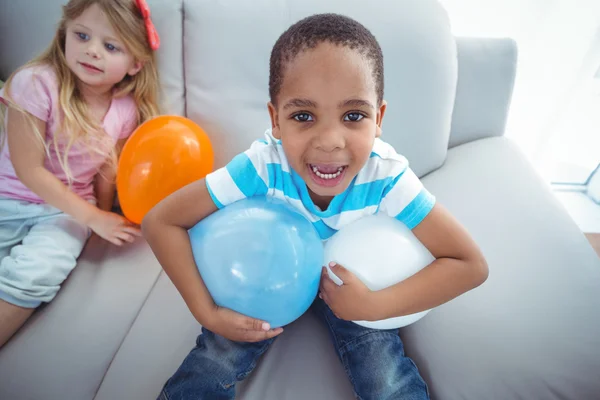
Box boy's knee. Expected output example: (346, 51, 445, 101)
(163, 331, 267, 398)
(340, 331, 429, 399)
(200, 329, 270, 379)
(340, 329, 404, 368)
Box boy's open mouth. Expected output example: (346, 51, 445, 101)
(307, 164, 348, 187)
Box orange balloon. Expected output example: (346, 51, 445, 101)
(117, 115, 214, 225)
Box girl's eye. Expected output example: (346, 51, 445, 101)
(293, 113, 313, 122)
(344, 112, 364, 122)
(76, 32, 89, 41)
(105, 43, 118, 52)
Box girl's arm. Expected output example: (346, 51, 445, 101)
(8, 108, 99, 223)
(94, 138, 127, 212)
(7, 109, 139, 246)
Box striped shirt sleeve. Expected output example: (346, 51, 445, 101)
(378, 158, 436, 229)
(205, 140, 272, 209)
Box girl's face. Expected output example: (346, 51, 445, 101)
(64, 3, 141, 94)
(268, 42, 386, 209)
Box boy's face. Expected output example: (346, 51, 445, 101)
(268, 42, 386, 208)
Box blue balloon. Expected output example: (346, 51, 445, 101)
(188, 196, 324, 328)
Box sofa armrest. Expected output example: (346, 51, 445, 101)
(448, 37, 518, 148)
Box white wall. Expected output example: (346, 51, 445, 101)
(440, 0, 600, 178)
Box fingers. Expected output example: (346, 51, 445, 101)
(243, 316, 271, 332)
(122, 226, 142, 236)
(319, 284, 332, 303)
(320, 271, 338, 292)
(108, 236, 124, 246)
(114, 231, 136, 244)
(328, 262, 352, 281)
(240, 327, 284, 342)
(229, 312, 284, 342)
(112, 225, 142, 244)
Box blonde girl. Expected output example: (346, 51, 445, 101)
(0, 0, 161, 347)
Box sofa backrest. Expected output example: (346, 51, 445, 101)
(0, 0, 458, 177)
(181, 0, 457, 177)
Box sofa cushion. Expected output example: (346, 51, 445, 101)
(405, 137, 600, 399)
(94, 137, 600, 400)
(182, 0, 457, 177)
(93, 270, 357, 400)
(0, 237, 163, 400)
(94, 271, 201, 400)
(449, 38, 518, 148)
(147, 0, 186, 116)
(0, 1, 62, 80)
(95, 138, 600, 400)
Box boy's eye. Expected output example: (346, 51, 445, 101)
(76, 32, 89, 41)
(344, 112, 364, 122)
(105, 43, 119, 52)
(293, 113, 313, 122)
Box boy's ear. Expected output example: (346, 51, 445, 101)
(127, 61, 144, 77)
(375, 100, 387, 138)
(268, 101, 281, 139)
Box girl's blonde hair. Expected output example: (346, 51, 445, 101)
(0, 0, 160, 183)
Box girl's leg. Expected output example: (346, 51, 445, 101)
(0, 198, 35, 348)
(311, 297, 429, 400)
(159, 328, 276, 400)
(0, 301, 35, 347)
(0, 202, 89, 348)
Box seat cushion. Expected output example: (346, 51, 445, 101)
(95, 137, 600, 400)
(0, 237, 162, 400)
(94, 271, 202, 400)
(405, 137, 600, 399)
(93, 270, 356, 400)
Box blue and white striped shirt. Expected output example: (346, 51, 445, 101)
(205, 130, 435, 240)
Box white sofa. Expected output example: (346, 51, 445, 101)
(1, 1, 599, 399)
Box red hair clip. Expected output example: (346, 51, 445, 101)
(135, 0, 160, 51)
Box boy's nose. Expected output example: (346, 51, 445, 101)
(315, 127, 345, 152)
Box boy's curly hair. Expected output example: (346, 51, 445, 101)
(269, 13, 384, 106)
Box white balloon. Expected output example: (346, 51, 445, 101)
(324, 213, 435, 329)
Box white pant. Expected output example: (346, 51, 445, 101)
(0, 198, 90, 308)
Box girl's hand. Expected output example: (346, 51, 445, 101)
(88, 209, 141, 246)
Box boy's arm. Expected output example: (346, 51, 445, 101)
(321, 203, 488, 321)
(372, 203, 488, 320)
(142, 179, 220, 324)
(142, 179, 283, 341)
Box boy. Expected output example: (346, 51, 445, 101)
(143, 13, 488, 400)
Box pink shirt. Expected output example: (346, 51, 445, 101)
(0, 65, 138, 203)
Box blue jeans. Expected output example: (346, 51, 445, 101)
(159, 298, 429, 400)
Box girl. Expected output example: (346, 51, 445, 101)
(0, 0, 161, 348)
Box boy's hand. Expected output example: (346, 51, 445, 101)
(204, 305, 284, 343)
(88, 209, 141, 246)
(319, 262, 379, 322)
